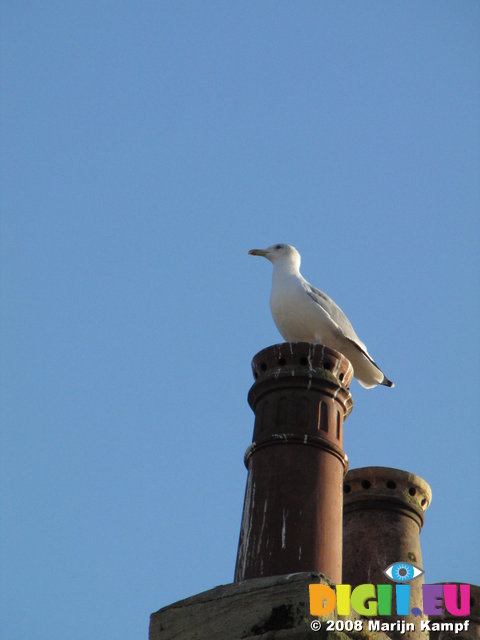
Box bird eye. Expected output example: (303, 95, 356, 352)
(384, 562, 424, 583)
(275, 244, 283, 250)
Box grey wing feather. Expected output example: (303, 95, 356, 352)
(305, 283, 368, 352)
(305, 282, 391, 382)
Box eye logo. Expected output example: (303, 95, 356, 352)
(384, 562, 424, 583)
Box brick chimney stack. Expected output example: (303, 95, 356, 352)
(342, 466, 432, 640)
(234, 342, 353, 583)
(151, 344, 461, 640)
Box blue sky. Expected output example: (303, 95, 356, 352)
(1, 2, 479, 639)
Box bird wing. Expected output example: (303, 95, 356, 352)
(304, 283, 373, 358)
(304, 282, 391, 384)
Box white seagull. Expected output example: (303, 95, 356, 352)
(249, 243, 394, 389)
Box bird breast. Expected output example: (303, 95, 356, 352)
(270, 281, 333, 344)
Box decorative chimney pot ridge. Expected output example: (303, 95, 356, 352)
(250, 342, 354, 417)
(343, 466, 432, 528)
(234, 342, 353, 584)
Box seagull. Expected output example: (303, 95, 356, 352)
(249, 243, 394, 389)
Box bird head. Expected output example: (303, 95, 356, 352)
(248, 243, 301, 269)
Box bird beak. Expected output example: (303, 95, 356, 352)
(249, 249, 268, 257)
